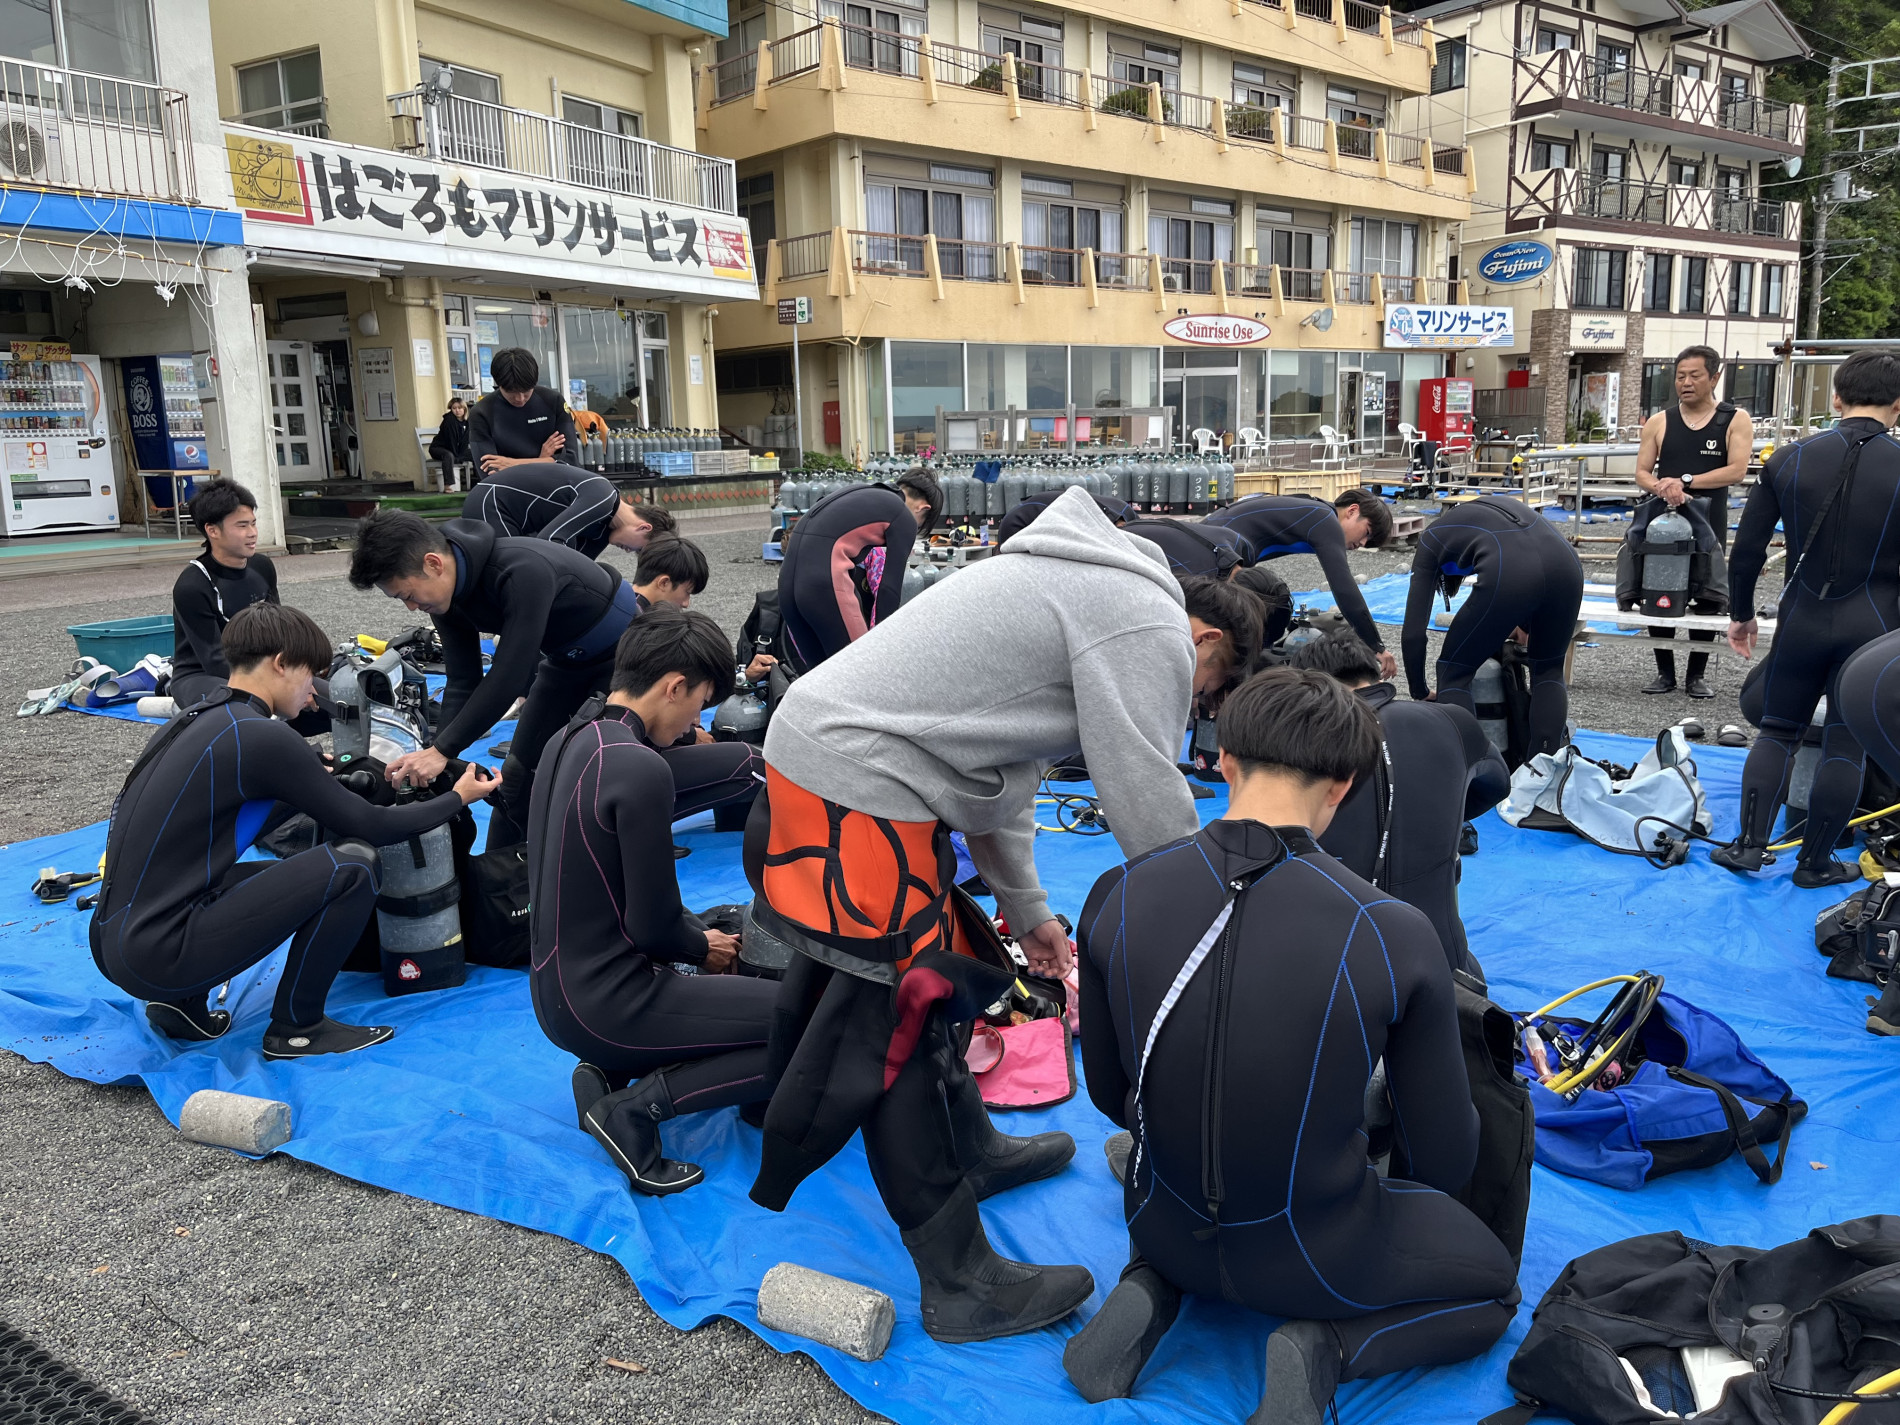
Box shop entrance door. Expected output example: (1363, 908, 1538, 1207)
(267, 340, 330, 479)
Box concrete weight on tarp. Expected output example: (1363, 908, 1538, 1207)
(757, 1263, 894, 1362)
(178, 1089, 292, 1155)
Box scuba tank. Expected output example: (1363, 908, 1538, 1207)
(901, 561, 932, 603)
(1183, 461, 1206, 515)
(1640, 508, 1695, 618)
(1218, 460, 1236, 506)
(1470, 659, 1510, 756)
(1786, 697, 1829, 814)
(712, 686, 770, 745)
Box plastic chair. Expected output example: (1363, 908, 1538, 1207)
(1235, 426, 1264, 459)
(1191, 426, 1220, 456)
(1397, 422, 1423, 468)
(1315, 425, 1355, 470)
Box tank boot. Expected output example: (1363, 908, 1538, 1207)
(1248, 1320, 1345, 1425)
(145, 993, 231, 1042)
(261, 1016, 394, 1059)
(1867, 978, 1900, 1037)
(1710, 790, 1769, 875)
(582, 1070, 703, 1196)
(948, 1071, 1074, 1200)
(1063, 1263, 1181, 1402)
(899, 1180, 1093, 1344)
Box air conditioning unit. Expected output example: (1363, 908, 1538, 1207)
(1162, 272, 1185, 293)
(0, 114, 68, 187)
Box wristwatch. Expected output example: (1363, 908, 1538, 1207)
(1679, 472, 1696, 489)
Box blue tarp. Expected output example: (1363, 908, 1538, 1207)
(1296, 571, 1641, 638)
(2, 732, 1895, 1424)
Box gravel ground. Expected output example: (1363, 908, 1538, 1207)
(0, 515, 1748, 1422)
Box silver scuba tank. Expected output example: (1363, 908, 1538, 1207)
(374, 803, 464, 996)
(1640, 508, 1695, 618)
(1470, 658, 1510, 755)
(712, 687, 770, 746)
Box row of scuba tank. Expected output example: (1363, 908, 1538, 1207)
(776, 459, 1242, 518)
(575, 429, 722, 465)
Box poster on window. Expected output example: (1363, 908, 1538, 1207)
(224, 128, 758, 300)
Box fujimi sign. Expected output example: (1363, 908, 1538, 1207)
(1163, 315, 1270, 346)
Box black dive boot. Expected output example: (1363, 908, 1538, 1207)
(1063, 1263, 1181, 1402)
(1868, 978, 1900, 1037)
(1248, 1320, 1345, 1425)
(1710, 789, 1770, 875)
(260, 1017, 394, 1059)
(900, 1181, 1094, 1344)
(145, 993, 231, 1042)
(572, 1062, 614, 1130)
(948, 1071, 1075, 1199)
(1793, 854, 1861, 889)
(582, 1070, 704, 1196)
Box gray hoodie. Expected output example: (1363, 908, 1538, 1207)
(764, 485, 1200, 932)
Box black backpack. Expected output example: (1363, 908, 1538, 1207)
(740, 589, 787, 667)
(1815, 880, 1900, 985)
(1482, 1217, 1900, 1425)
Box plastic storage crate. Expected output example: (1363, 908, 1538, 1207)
(646, 451, 697, 477)
(68, 616, 174, 669)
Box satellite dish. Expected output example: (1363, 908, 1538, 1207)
(1784, 156, 1802, 177)
(1301, 306, 1336, 332)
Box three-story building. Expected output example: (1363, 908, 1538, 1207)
(1400, 0, 1806, 440)
(209, 0, 759, 488)
(702, 0, 1479, 458)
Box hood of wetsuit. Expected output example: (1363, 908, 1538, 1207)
(440, 517, 498, 592)
(1355, 682, 1398, 712)
(1006, 487, 1184, 605)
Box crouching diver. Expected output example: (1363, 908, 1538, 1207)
(777, 474, 936, 672)
(1287, 631, 1508, 980)
(744, 488, 1263, 1343)
(1711, 349, 1900, 886)
(348, 510, 640, 850)
(462, 458, 674, 557)
(1120, 518, 1252, 580)
(90, 603, 500, 1057)
(995, 489, 1131, 547)
(1402, 494, 1583, 757)
(529, 607, 770, 1194)
(1066, 668, 1520, 1420)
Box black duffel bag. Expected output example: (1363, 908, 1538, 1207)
(1482, 1215, 1900, 1425)
(459, 832, 531, 968)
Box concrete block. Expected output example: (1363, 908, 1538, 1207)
(179, 1089, 293, 1155)
(757, 1263, 894, 1362)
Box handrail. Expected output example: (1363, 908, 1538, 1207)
(232, 97, 328, 139)
(779, 230, 831, 279)
(0, 57, 196, 203)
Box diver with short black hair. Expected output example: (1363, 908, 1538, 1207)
(776, 481, 930, 671)
(462, 459, 673, 558)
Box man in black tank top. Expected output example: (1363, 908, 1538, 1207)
(1634, 346, 1754, 698)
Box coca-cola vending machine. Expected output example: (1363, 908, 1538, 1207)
(1418, 377, 1475, 452)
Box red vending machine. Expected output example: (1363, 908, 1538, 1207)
(1417, 378, 1475, 452)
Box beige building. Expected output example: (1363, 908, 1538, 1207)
(701, 0, 1481, 458)
(1398, 0, 1806, 441)
(208, 0, 757, 487)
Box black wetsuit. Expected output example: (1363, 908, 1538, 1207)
(778, 483, 913, 672)
(1204, 495, 1383, 652)
(1321, 682, 1509, 978)
(1839, 630, 1900, 792)
(169, 549, 278, 703)
(431, 520, 639, 846)
(1649, 403, 1741, 681)
(1724, 419, 1900, 863)
(89, 690, 463, 1027)
(996, 491, 1131, 547)
(1121, 519, 1249, 579)
(1403, 496, 1583, 757)
(462, 461, 621, 558)
(527, 702, 774, 1105)
(1077, 819, 1519, 1380)
(468, 386, 579, 468)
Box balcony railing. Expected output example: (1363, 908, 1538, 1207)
(389, 90, 736, 213)
(0, 57, 195, 203)
(1713, 194, 1792, 238)
(1518, 51, 1804, 146)
(779, 230, 831, 279)
(1573, 176, 1670, 224)
(1509, 168, 1800, 239)
(704, 20, 1455, 170)
(232, 98, 328, 139)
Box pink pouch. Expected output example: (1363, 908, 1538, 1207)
(970, 1017, 1077, 1110)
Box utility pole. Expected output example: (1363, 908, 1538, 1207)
(1806, 60, 1839, 340)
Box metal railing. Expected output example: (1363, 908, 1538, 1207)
(1335, 271, 1374, 305)
(1335, 122, 1376, 161)
(1578, 59, 1674, 118)
(1575, 176, 1669, 223)
(232, 98, 328, 139)
(1281, 266, 1328, 301)
(1720, 94, 1797, 142)
(1294, 0, 1334, 20)
(852, 229, 926, 276)
(1095, 251, 1151, 288)
(1091, 73, 1167, 120)
(390, 90, 736, 213)
(1158, 257, 1221, 295)
(0, 58, 195, 202)
(1712, 195, 1790, 238)
(1014, 56, 1080, 107)
(1285, 112, 1330, 152)
(938, 237, 1004, 281)
(709, 47, 758, 103)
(779, 230, 830, 279)
(1385, 131, 1424, 167)
(1341, 0, 1385, 33)
(1018, 244, 1084, 286)
(1432, 145, 1466, 176)
(770, 24, 824, 82)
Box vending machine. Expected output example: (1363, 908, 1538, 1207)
(121, 353, 208, 508)
(0, 345, 117, 536)
(1417, 377, 1475, 452)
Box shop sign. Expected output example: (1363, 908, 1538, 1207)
(1384, 304, 1514, 349)
(1162, 314, 1269, 346)
(9, 341, 71, 362)
(1476, 239, 1554, 285)
(1569, 313, 1627, 351)
(223, 128, 757, 296)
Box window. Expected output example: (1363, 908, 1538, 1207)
(1432, 37, 1467, 93)
(1723, 73, 1750, 99)
(1642, 360, 1673, 417)
(561, 95, 643, 193)
(420, 58, 504, 165)
(865, 166, 996, 278)
(562, 96, 640, 139)
(715, 10, 767, 99)
(1022, 189, 1124, 281)
(1668, 157, 1701, 187)
(1716, 166, 1747, 197)
(1673, 57, 1704, 80)
(821, 2, 925, 76)
(1351, 218, 1417, 276)
(1592, 146, 1626, 181)
(1726, 361, 1776, 417)
(1763, 263, 1785, 317)
(984, 11, 1063, 101)
(1727, 260, 1753, 316)
(888, 340, 964, 442)
(1234, 60, 1294, 111)
(1148, 201, 1233, 294)
(0, 0, 154, 80)
(1326, 84, 1384, 129)
(1260, 210, 1331, 298)
(738, 172, 775, 248)
(1645, 254, 1674, 312)
(1596, 41, 1632, 69)
(1531, 135, 1572, 170)
(969, 344, 1068, 409)
(1682, 255, 1707, 313)
(1572, 246, 1627, 308)
(1109, 34, 1180, 90)
(420, 57, 500, 103)
(1536, 27, 1576, 51)
(236, 49, 325, 135)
